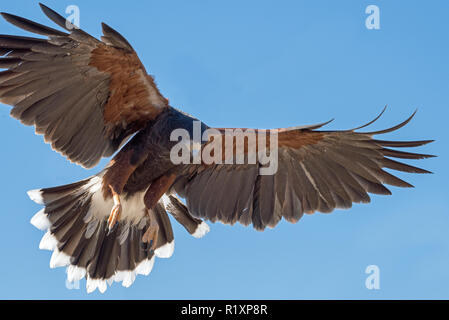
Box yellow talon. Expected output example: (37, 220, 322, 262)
(107, 186, 122, 233)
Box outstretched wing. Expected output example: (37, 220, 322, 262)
(173, 110, 435, 230)
(0, 4, 169, 168)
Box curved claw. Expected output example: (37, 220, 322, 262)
(107, 203, 121, 234)
(106, 185, 122, 234)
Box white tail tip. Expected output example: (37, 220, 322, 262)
(30, 209, 50, 231)
(27, 189, 44, 205)
(154, 241, 175, 258)
(192, 221, 210, 238)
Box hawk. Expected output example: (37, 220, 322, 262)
(0, 4, 434, 293)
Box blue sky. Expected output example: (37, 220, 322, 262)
(0, 0, 447, 299)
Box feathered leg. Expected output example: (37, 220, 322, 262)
(142, 173, 177, 248)
(162, 194, 210, 238)
(103, 145, 149, 232)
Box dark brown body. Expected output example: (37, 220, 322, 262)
(102, 107, 206, 199)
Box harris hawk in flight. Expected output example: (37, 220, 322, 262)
(0, 4, 434, 293)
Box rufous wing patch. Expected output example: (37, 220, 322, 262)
(89, 43, 169, 137)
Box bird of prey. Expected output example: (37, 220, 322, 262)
(0, 4, 434, 293)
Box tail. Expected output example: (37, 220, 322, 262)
(28, 173, 176, 293)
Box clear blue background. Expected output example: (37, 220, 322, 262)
(0, 0, 447, 299)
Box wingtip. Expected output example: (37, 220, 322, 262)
(363, 108, 420, 135)
(311, 118, 334, 130)
(38, 2, 59, 18)
(319, 118, 335, 128)
(101, 22, 110, 34)
(410, 108, 418, 119)
(0, 13, 8, 24)
(346, 106, 387, 132)
(0, 12, 13, 21)
(100, 21, 134, 51)
(38, 2, 68, 30)
(38, 3, 48, 12)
